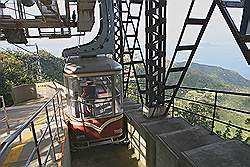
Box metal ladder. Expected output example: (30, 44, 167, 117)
(162, 0, 217, 115)
(121, 0, 146, 104)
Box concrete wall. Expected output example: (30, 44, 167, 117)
(36, 82, 67, 98)
(11, 84, 37, 104)
(11, 82, 67, 105)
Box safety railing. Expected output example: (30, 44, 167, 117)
(0, 90, 65, 166)
(0, 96, 10, 134)
(170, 86, 250, 142)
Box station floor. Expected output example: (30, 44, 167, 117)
(0, 97, 62, 167)
(71, 144, 140, 167)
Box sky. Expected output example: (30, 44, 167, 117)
(0, 0, 249, 79)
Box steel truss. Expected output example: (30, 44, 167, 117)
(120, 0, 146, 104)
(162, 0, 250, 116)
(145, 0, 167, 109)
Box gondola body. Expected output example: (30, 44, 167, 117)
(64, 56, 124, 148)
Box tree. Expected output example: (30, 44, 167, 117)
(175, 90, 218, 127)
(222, 121, 232, 139)
(0, 50, 64, 106)
(234, 128, 243, 140)
(245, 118, 250, 125)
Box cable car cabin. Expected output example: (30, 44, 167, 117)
(64, 56, 123, 149)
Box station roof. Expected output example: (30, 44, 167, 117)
(64, 56, 122, 77)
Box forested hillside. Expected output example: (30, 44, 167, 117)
(1, 50, 249, 106)
(0, 50, 64, 106)
(182, 63, 250, 91)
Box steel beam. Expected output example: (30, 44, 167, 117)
(145, 0, 167, 108)
(0, 18, 75, 29)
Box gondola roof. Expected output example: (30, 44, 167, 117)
(64, 56, 122, 77)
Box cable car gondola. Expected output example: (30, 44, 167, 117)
(64, 56, 124, 149)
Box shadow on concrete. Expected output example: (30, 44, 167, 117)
(71, 144, 139, 167)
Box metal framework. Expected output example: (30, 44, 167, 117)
(113, 0, 123, 63)
(121, 0, 146, 105)
(62, 0, 115, 58)
(145, 0, 167, 109)
(162, 0, 250, 116)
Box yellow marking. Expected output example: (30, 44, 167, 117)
(0, 144, 25, 167)
(1, 115, 46, 167)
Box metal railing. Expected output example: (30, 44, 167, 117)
(170, 86, 250, 141)
(0, 90, 65, 166)
(127, 84, 250, 140)
(0, 96, 10, 134)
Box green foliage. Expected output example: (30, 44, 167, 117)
(175, 90, 217, 127)
(181, 62, 250, 90)
(0, 50, 64, 106)
(245, 118, 250, 125)
(37, 50, 64, 83)
(234, 129, 243, 140)
(222, 121, 232, 139)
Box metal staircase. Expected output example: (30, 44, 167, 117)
(121, 0, 146, 104)
(163, 0, 217, 115)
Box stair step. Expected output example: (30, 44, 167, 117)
(176, 45, 195, 51)
(142, 117, 192, 167)
(156, 125, 223, 167)
(169, 67, 186, 72)
(186, 18, 206, 25)
(181, 140, 250, 167)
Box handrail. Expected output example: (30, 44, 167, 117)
(0, 96, 10, 134)
(170, 86, 250, 140)
(180, 86, 250, 97)
(0, 90, 64, 166)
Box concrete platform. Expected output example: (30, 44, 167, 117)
(0, 98, 49, 143)
(181, 140, 250, 167)
(124, 99, 167, 166)
(156, 125, 223, 167)
(0, 97, 68, 167)
(142, 118, 192, 167)
(71, 144, 141, 167)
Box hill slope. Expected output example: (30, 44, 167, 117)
(179, 62, 250, 91)
(0, 50, 64, 106)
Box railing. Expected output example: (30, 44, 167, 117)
(0, 90, 65, 166)
(0, 96, 10, 134)
(127, 84, 250, 141)
(170, 86, 250, 141)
